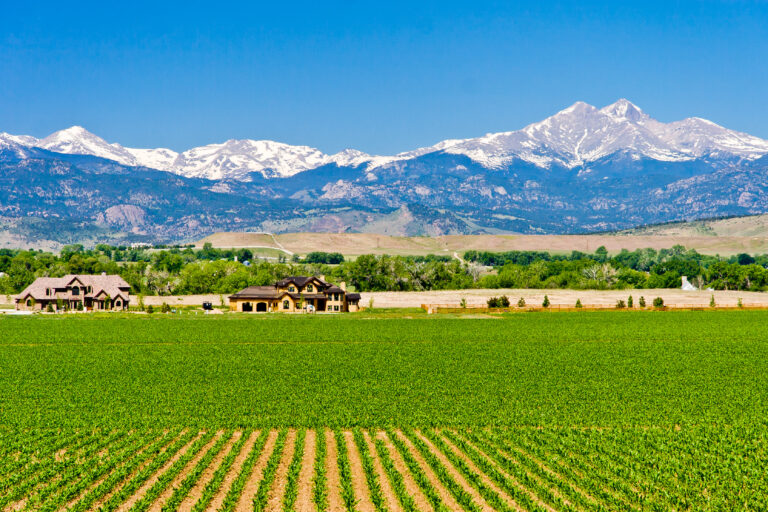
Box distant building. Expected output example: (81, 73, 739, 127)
(15, 273, 131, 311)
(681, 276, 698, 291)
(229, 276, 361, 313)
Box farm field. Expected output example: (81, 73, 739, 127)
(1, 425, 766, 511)
(1, 312, 767, 510)
(196, 228, 768, 257)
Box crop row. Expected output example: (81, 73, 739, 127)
(0, 426, 765, 511)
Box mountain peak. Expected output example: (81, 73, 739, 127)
(557, 101, 598, 116)
(600, 99, 647, 122)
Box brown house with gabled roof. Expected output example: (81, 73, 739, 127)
(229, 275, 361, 313)
(15, 273, 131, 311)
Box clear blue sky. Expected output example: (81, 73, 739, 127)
(1, 1, 767, 154)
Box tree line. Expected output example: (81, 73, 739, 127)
(1, 243, 767, 296)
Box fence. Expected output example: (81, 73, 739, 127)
(421, 303, 768, 314)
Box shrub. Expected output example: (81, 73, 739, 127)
(627, 295, 633, 308)
(499, 295, 510, 307)
(639, 296, 646, 308)
(77, 301, 83, 311)
(710, 294, 716, 308)
(459, 297, 467, 308)
(161, 302, 171, 313)
(616, 299, 626, 309)
(45, 303, 53, 313)
(517, 297, 526, 307)
(56, 298, 64, 310)
(653, 297, 664, 308)
(738, 297, 743, 309)
(487, 297, 498, 308)
(575, 298, 582, 308)
(542, 295, 550, 308)
(138, 294, 145, 312)
(146, 304, 154, 314)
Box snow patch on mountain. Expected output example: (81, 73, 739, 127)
(4, 99, 768, 180)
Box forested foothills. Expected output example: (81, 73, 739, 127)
(2, 242, 768, 295)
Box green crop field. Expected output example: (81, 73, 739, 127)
(1, 312, 766, 510)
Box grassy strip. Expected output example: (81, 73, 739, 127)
(372, 432, 417, 512)
(283, 429, 307, 511)
(402, 429, 481, 512)
(67, 429, 183, 512)
(352, 429, 386, 512)
(253, 429, 288, 512)
(334, 430, 357, 512)
(455, 429, 574, 512)
(443, 430, 550, 512)
(218, 429, 271, 512)
(313, 429, 328, 512)
(190, 431, 250, 512)
(420, 429, 517, 512)
(385, 429, 448, 512)
(99, 430, 212, 512)
(160, 431, 233, 511)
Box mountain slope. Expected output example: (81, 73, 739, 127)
(3, 100, 768, 246)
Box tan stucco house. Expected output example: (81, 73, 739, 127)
(15, 273, 131, 311)
(229, 276, 361, 313)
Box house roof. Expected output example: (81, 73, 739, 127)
(15, 274, 131, 302)
(229, 286, 281, 300)
(324, 285, 344, 293)
(276, 276, 328, 288)
(346, 293, 361, 301)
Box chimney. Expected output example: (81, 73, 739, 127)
(339, 281, 346, 291)
(318, 274, 325, 281)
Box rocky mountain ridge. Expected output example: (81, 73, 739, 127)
(2, 99, 768, 246)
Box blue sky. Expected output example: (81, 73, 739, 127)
(1, 1, 767, 154)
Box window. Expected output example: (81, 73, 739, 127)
(334, 293, 340, 301)
(72, 286, 80, 296)
(306, 284, 313, 292)
(283, 300, 290, 310)
(334, 305, 340, 311)
(26, 299, 31, 307)
(288, 286, 295, 292)
(328, 305, 332, 311)
(115, 300, 121, 308)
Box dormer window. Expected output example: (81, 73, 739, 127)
(72, 286, 80, 296)
(306, 284, 313, 292)
(288, 286, 295, 292)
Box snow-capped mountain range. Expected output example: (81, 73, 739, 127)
(3, 99, 768, 181)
